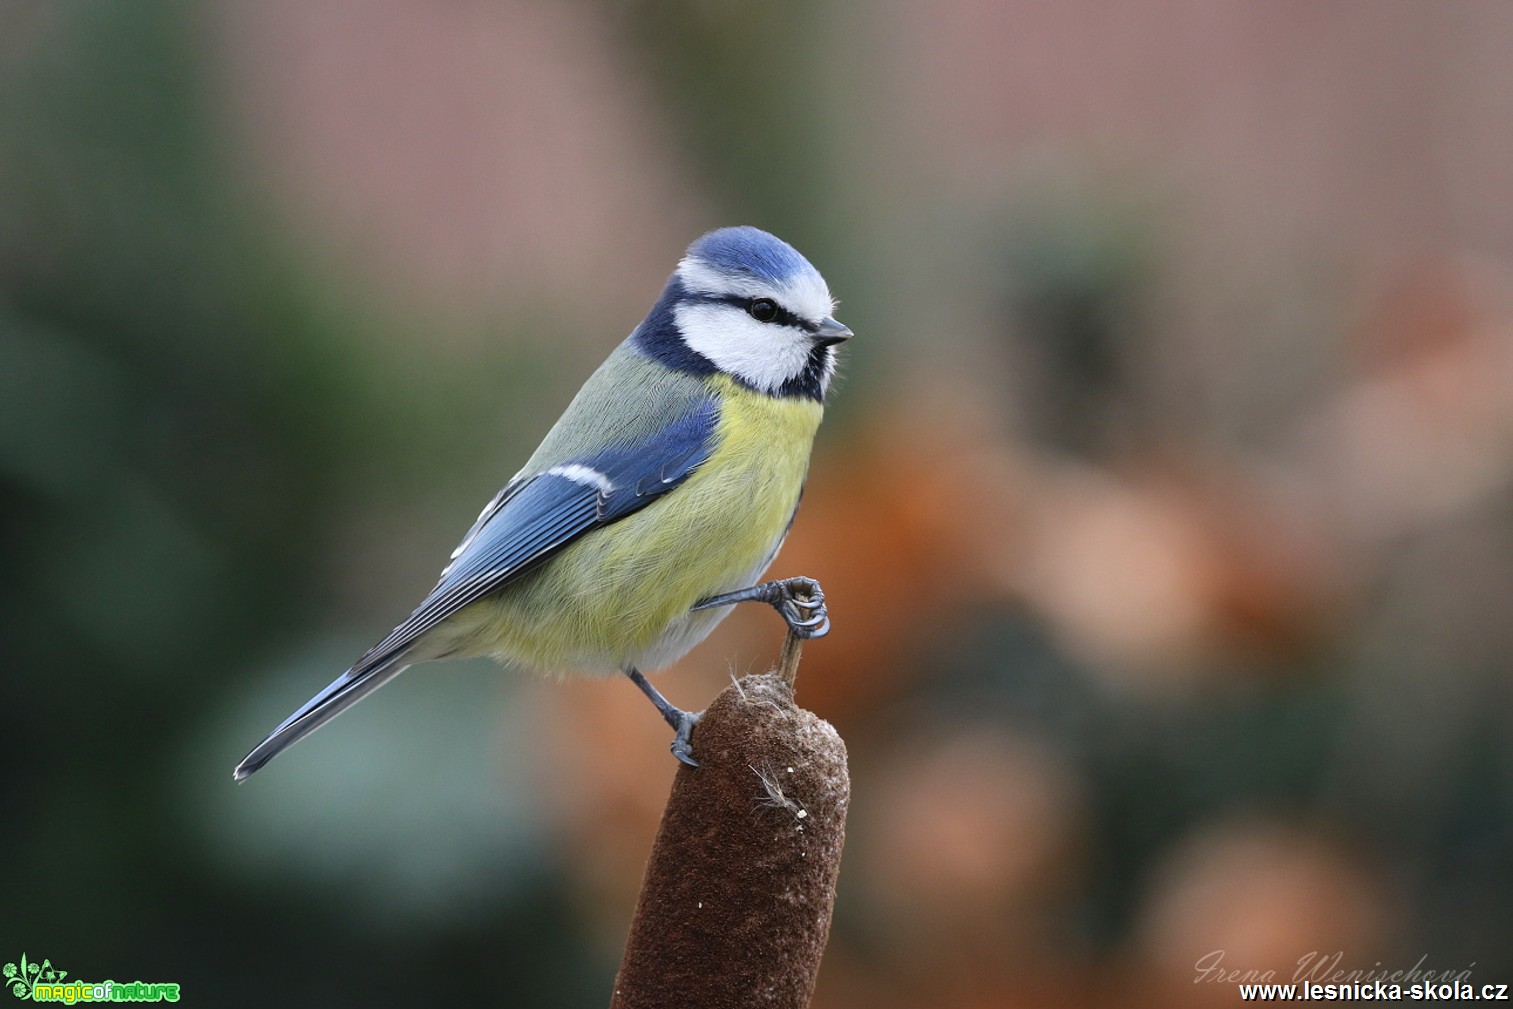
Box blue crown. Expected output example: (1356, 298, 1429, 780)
(686, 226, 817, 287)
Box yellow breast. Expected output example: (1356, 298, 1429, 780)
(441, 375, 824, 673)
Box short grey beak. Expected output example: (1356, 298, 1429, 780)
(814, 316, 853, 347)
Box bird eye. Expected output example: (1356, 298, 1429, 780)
(747, 298, 778, 323)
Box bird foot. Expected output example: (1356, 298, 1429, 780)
(769, 576, 830, 639)
(692, 576, 831, 638)
(670, 709, 701, 767)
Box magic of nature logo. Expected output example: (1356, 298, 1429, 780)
(5, 954, 181, 1003)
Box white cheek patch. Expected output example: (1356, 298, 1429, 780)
(674, 302, 814, 393)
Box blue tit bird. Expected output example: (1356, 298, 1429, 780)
(233, 226, 850, 780)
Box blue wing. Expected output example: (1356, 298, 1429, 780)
(356, 395, 721, 670)
(233, 395, 720, 781)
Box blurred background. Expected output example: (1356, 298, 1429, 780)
(5, 1, 1513, 1005)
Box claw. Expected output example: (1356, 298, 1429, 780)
(671, 710, 701, 767)
(792, 619, 829, 640)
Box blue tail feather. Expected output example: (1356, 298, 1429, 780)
(232, 650, 411, 781)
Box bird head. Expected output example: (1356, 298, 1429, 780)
(637, 226, 851, 401)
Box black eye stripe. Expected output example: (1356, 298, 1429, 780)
(700, 294, 815, 332)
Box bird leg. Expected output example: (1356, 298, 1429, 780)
(693, 575, 830, 639)
(624, 667, 701, 767)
